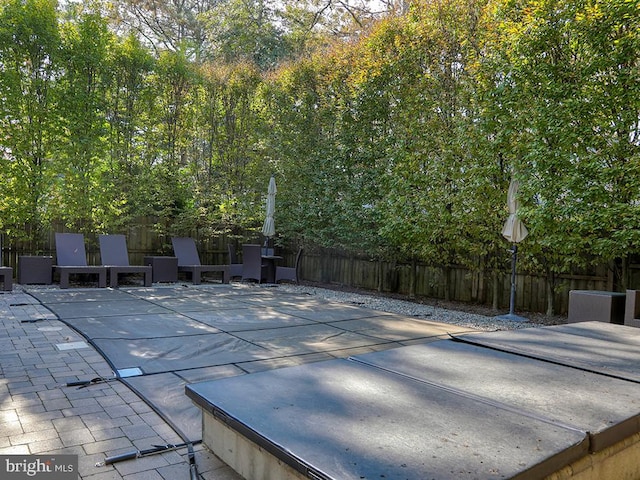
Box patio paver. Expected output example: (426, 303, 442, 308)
(0, 287, 243, 480)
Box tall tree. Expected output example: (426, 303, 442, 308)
(103, 33, 156, 230)
(202, 0, 291, 70)
(495, 0, 640, 310)
(108, 0, 218, 62)
(136, 47, 200, 235)
(279, 0, 393, 39)
(185, 61, 266, 235)
(258, 57, 330, 247)
(110, 0, 394, 66)
(52, 5, 114, 232)
(0, 0, 60, 246)
(370, 0, 496, 300)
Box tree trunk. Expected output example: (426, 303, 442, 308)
(444, 265, 451, 302)
(492, 269, 499, 310)
(409, 258, 416, 299)
(545, 272, 555, 316)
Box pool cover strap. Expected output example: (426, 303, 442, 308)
(188, 442, 199, 480)
(66, 377, 116, 389)
(96, 441, 200, 467)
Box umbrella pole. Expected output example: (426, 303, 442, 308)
(508, 244, 517, 316)
(496, 244, 528, 322)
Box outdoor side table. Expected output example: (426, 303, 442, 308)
(0, 266, 13, 291)
(568, 290, 625, 325)
(261, 255, 282, 283)
(144, 256, 178, 283)
(18, 256, 53, 284)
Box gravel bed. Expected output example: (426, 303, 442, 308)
(278, 283, 566, 331)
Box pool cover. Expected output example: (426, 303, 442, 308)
(28, 284, 474, 441)
(186, 328, 640, 479)
(187, 357, 589, 480)
(452, 321, 640, 383)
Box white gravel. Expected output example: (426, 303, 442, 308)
(277, 284, 538, 331)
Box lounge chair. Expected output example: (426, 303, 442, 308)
(275, 248, 303, 284)
(0, 267, 13, 291)
(228, 244, 243, 280)
(99, 234, 152, 288)
(171, 237, 229, 284)
(241, 244, 266, 283)
(54, 233, 107, 288)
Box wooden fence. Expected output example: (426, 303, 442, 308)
(297, 251, 615, 315)
(2, 221, 635, 315)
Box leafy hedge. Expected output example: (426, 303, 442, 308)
(1, 0, 638, 313)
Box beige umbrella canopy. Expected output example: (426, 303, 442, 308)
(497, 178, 528, 322)
(262, 176, 276, 240)
(502, 179, 528, 243)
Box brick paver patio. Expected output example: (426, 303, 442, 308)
(0, 287, 242, 480)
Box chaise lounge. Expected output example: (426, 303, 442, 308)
(99, 234, 152, 288)
(54, 233, 107, 288)
(171, 237, 229, 285)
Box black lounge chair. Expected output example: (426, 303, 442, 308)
(228, 244, 243, 280)
(54, 233, 107, 288)
(99, 234, 152, 288)
(171, 237, 229, 284)
(275, 248, 303, 284)
(0, 266, 13, 291)
(241, 244, 266, 283)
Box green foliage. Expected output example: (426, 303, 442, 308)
(189, 61, 267, 236)
(0, 0, 60, 244)
(355, 0, 506, 271)
(0, 0, 638, 309)
(495, 0, 640, 282)
(202, 0, 291, 70)
(103, 33, 156, 230)
(52, 5, 114, 233)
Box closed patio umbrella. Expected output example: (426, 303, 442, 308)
(502, 179, 528, 243)
(498, 178, 528, 322)
(262, 176, 276, 243)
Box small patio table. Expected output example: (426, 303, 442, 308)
(144, 256, 178, 283)
(18, 256, 53, 284)
(261, 255, 282, 283)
